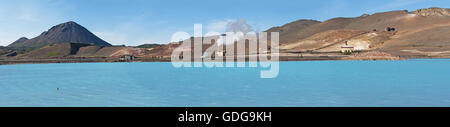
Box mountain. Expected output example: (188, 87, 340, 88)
(142, 7, 449, 59)
(8, 21, 111, 49)
(276, 7, 450, 57)
(265, 19, 321, 43)
(4, 7, 450, 60)
(11, 37, 29, 45)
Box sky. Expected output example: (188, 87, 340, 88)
(0, 0, 448, 46)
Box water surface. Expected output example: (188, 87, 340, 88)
(1, 59, 449, 106)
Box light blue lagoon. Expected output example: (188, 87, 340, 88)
(1, 59, 450, 107)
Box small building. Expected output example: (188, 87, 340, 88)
(341, 46, 354, 53)
(341, 41, 354, 53)
(120, 55, 135, 62)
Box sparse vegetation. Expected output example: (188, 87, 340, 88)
(48, 52, 59, 56)
(411, 44, 425, 47)
(342, 50, 352, 55)
(136, 44, 160, 48)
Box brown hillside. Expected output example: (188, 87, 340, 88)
(281, 29, 367, 51)
(279, 18, 356, 44)
(278, 7, 450, 58)
(18, 43, 91, 58)
(266, 19, 321, 43)
(74, 46, 149, 58)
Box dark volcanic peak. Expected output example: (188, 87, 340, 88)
(8, 21, 111, 48)
(44, 21, 81, 35)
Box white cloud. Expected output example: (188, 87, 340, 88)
(225, 19, 254, 33)
(205, 19, 257, 34)
(205, 19, 233, 33)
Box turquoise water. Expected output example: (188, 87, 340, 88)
(1, 59, 450, 107)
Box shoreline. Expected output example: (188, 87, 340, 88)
(1, 55, 447, 66)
